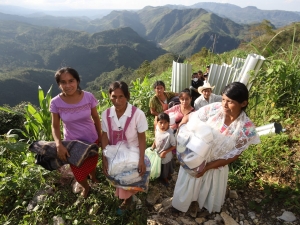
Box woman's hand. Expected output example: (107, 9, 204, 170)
(138, 158, 146, 177)
(56, 144, 70, 161)
(195, 167, 207, 178)
(194, 155, 241, 178)
(159, 151, 167, 158)
(102, 156, 109, 176)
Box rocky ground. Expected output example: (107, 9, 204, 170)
(27, 162, 299, 225)
(145, 170, 299, 225)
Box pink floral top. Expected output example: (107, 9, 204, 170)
(194, 102, 260, 159)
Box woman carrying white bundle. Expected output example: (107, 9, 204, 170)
(101, 81, 149, 210)
(172, 82, 260, 213)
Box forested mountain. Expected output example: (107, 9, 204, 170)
(0, 12, 94, 31)
(0, 7, 246, 57)
(0, 69, 59, 107)
(1, 3, 299, 106)
(189, 2, 300, 28)
(0, 21, 166, 106)
(1, 3, 299, 28)
(91, 7, 246, 55)
(2, 4, 299, 56)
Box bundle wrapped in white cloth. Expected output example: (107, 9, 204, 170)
(103, 141, 141, 183)
(177, 123, 214, 176)
(176, 112, 237, 177)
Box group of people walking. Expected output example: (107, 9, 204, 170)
(49, 66, 260, 214)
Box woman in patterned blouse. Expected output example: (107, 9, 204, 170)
(172, 82, 260, 214)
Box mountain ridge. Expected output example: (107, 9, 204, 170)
(0, 21, 166, 106)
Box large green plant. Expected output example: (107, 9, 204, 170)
(98, 75, 154, 116)
(130, 75, 153, 116)
(0, 140, 46, 218)
(97, 87, 112, 115)
(248, 24, 300, 123)
(0, 86, 53, 141)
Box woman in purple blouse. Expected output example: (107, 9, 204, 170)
(50, 67, 102, 198)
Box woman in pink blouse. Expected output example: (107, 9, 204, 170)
(164, 88, 194, 132)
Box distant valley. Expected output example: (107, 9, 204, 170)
(0, 3, 299, 106)
(0, 21, 166, 106)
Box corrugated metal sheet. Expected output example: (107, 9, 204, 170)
(171, 54, 265, 94)
(171, 61, 192, 92)
(208, 54, 265, 94)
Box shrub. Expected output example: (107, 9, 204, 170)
(0, 103, 27, 135)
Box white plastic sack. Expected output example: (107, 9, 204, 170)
(169, 112, 176, 125)
(114, 171, 142, 185)
(103, 142, 139, 179)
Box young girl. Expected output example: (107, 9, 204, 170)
(152, 113, 176, 186)
(165, 88, 194, 133)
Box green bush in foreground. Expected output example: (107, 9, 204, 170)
(229, 132, 300, 211)
(0, 139, 148, 224)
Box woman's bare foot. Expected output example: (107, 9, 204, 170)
(119, 196, 133, 209)
(80, 186, 90, 198)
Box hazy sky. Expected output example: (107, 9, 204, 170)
(0, 0, 299, 11)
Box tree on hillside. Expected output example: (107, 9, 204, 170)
(136, 60, 151, 78)
(245, 20, 275, 42)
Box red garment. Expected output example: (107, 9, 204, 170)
(70, 139, 99, 182)
(70, 154, 98, 182)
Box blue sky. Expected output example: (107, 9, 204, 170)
(0, 0, 299, 11)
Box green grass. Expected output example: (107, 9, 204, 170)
(228, 132, 300, 212)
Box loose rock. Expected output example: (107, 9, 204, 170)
(277, 211, 297, 222)
(229, 190, 239, 199)
(221, 212, 239, 225)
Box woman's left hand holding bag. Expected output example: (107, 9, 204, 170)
(138, 159, 146, 176)
(56, 144, 70, 161)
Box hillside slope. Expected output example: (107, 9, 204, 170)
(0, 21, 166, 106)
(161, 12, 244, 55)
